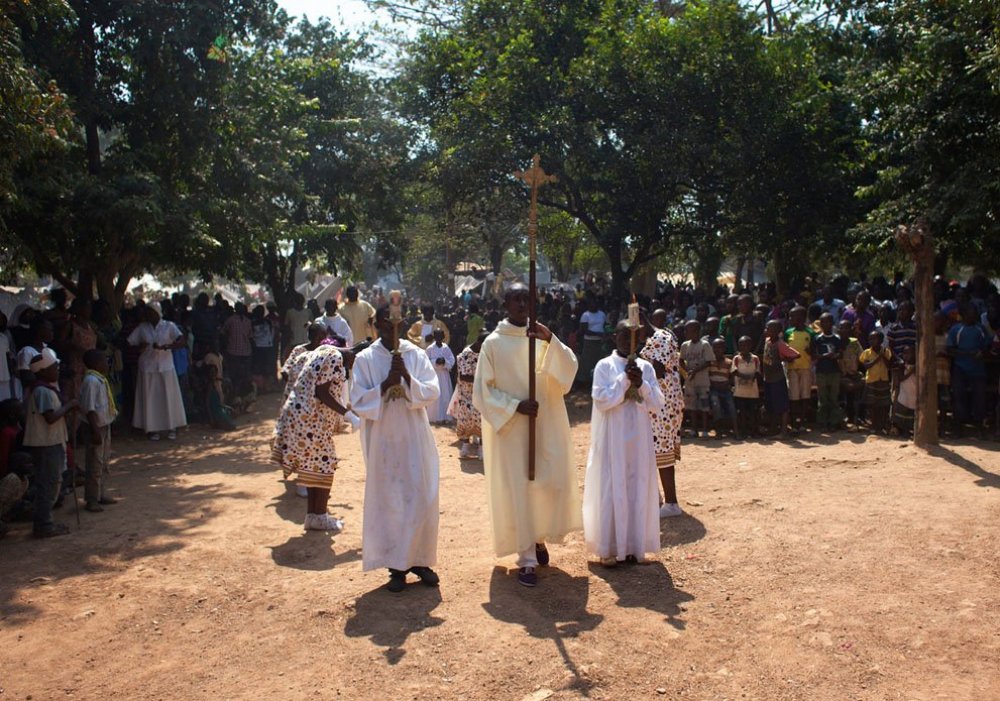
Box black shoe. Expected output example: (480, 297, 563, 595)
(409, 566, 440, 587)
(387, 569, 407, 593)
(33, 523, 70, 538)
(535, 543, 550, 566)
(517, 567, 537, 587)
(84, 502, 104, 513)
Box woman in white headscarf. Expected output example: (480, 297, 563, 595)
(127, 304, 187, 440)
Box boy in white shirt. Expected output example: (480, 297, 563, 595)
(79, 349, 119, 512)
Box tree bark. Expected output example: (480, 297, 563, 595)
(896, 222, 938, 447)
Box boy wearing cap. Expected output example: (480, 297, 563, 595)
(23, 350, 77, 537)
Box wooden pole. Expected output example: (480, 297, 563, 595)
(895, 221, 938, 447)
(515, 155, 557, 481)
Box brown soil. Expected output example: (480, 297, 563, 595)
(1, 393, 998, 701)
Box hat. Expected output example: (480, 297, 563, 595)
(29, 347, 59, 373)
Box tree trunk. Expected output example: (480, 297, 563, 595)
(897, 223, 938, 447)
(734, 256, 746, 290)
(693, 243, 724, 294)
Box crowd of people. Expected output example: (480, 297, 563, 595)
(2, 269, 997, 555)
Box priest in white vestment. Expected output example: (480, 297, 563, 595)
(350, 305, 441, 593)
(425, 329, 455, 423)
(583, 321, 665, 565)
(472, 284, 581, 588)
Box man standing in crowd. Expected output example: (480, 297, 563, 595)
(282, 293, 312, 361)
(473, 284, 580, 588)
(407, 304, 450, 349)
(320, 298, 354, 347)
(339, 286, 376, 344)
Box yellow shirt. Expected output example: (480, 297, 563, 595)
(859, 347, 892, 383)
(784, 327, 815, 371)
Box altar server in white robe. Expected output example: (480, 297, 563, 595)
(583, 320, 664, 566)
(472, 284, 581, 589)
(425, 329, 455, 424)
(350, 305, 441, 593)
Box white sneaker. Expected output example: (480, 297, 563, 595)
(167, 430, 177, 440)
(459, 443, 470, 458)
(148, 433, 160, 441)
(659, 502, 683, 518)
(308, 514, 343, 532)
(295, 484, 308, 498)
(303, 513, 316, 529)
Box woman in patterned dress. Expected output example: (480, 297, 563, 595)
(449, 330, 487, 458)
(280, 323, 329, 403)
(639, 309, 685, 518)
(272, 343, 350, 531)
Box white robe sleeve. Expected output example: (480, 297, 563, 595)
(402, 347, 440, 410)
(473, 342, 521, 433)
(349, 353, 386, 422)
(538, 335, 578, 395)
(442, 346, 455, 371)
(591, 358, 630, 412)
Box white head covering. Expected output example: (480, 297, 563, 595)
(29, 347, 59, 373)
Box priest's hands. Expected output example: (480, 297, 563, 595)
(528, 323, 553, 343)
(516, 399, 539, 417)
(626, 362, 643, 388)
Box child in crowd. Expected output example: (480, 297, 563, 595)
(731, 335, 761, 437)
(23, 350, 77, 537)
(946, 305, 990, 436)
(425, 328, 455, 424)
(814, 313, 843, 431)
(762, 319, 798, 438)
(892, 345, 917, 437)
(708, 338, 738, 439)
(79, 349, 118, 512)
(679, 320, 714, 438)
(859, 330, 892, 434)
(450, 331, 486, 459)
(199, 341, 236, 430)
(837, 319, 863, 428)
(783, 306, 815, 432)
(933, 312, 952, 433)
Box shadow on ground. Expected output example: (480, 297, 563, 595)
(268, 532, 361, 571)
(482, 566, 604, 696)
(588, 560, 694, 630)
(0, 402, 280, 626)
(344, 583, 444, 664)
(661, 511, 707, 547)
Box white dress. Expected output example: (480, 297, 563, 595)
(350, 339, 440, 572)
(583, 354, 664, 561)
(425, 343, 455, 422)
(128, 321, 187, 433)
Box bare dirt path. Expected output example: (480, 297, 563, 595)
(1, 394, 998, 701)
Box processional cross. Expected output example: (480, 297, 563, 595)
(514, 154, 557, 480)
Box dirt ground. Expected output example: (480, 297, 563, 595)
(1, 392, 998, 701)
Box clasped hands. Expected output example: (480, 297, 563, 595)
(380, 353, 411, 394)
(625, 361, 643, 389)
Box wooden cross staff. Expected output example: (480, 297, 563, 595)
(514, 154, 557, 481)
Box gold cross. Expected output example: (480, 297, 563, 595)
(514, 154, 557, 261)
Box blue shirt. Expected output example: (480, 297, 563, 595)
(946, 323, 989, 376)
